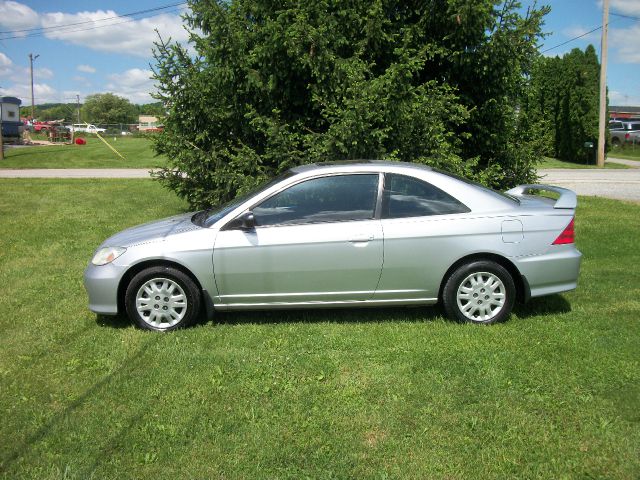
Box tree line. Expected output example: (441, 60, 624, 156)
(20, 96, 165, 124)
(149, 0, 603, 210)
(524, 45, 601, 164)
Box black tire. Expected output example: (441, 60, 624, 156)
(442, 260, 515, 325)
(125, 266, 201, 331)
(612, 137, 621, 147)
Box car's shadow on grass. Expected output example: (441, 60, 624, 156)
(94, 295, 573, 329)
(214, 305, 442, 326)
(213, 294, 573, 326)
(514, 294, 572, 318)
(96, 314, 132, 329)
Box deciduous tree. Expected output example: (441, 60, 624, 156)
(81, 93, 138, 125)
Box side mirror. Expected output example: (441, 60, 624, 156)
(238, 211, 255, 231)
(221, 210, 256, 231)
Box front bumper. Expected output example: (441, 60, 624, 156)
(83, 262, 125, 315)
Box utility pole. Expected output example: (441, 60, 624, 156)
(76, 94, 81, 123)
(597, 0, 609, 168)
(29, 53, 39, 120)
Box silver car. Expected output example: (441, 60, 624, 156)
(84, 161, 581, 330)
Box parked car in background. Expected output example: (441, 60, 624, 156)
(84, 161, 582, 331)
(610, 120, 640, 146)
(69, 123, 106, 134)
(33, 120, 65, 132)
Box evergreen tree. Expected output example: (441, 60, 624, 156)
(527, 45, 601, 163)
(152, 0, 549, 209)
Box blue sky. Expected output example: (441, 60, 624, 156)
(0, 0, 638, 107)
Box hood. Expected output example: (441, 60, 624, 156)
(101, 212, 200, 247)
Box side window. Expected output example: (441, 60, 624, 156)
(382, 173, 470, 219)
(253, 174, 379, 226)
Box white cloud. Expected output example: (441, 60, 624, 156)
(609, 90, 640, 106)
(0, 1, 39, 36)
(77, 64, 96, 73)
(40, 10, 190, 58)
(0, 2, 190, 58)
(106, 68, 156, 104)
(610, 23, 640, 63)
(596, 0, 640, 16)
(610, 0, 640, 16)
(36, 67, 53, 79)
(0, 82, 58, 104)
(0, 52, 13, 76)
(0, 53, 53, 85)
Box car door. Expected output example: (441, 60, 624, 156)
(374, 173, 472, 302)
(213, 173, 384, 306)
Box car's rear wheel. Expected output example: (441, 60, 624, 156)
(442, 261, 515, 325)
(125, 266, 201, 331)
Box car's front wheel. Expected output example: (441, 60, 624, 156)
(125, 266, 201, 331)
(442, 261, 515, 324)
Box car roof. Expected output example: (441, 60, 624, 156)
(290, 160, 433, 173)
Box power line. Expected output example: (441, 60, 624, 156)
(540, 25, 603, 54)
(0, 7, 185, 41)
(540, 10, 640, 55)
(0, 2, 186, 35)
(610, 12, 640, 21)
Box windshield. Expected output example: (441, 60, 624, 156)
(192, 171, 295, 228)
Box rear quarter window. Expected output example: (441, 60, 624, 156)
(382, 173, 470, 219)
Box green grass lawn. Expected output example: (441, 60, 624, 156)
(1, 137, 166, 169)
(609, 146, 640, 161)
(539, 157, 629, 169)
(0, 179, 638, 479)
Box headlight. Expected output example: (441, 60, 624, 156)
(91, 246, 127, 266)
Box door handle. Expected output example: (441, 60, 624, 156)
(349, 234, 374, 243)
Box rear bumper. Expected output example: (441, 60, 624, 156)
(83, 263, 124, 315)
(515, 247, 582, 298)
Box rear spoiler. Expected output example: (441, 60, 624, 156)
(505, 184, 577, 209)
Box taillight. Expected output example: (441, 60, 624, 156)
(553, 218, 575, 245)
(625, 133, 630, 140)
